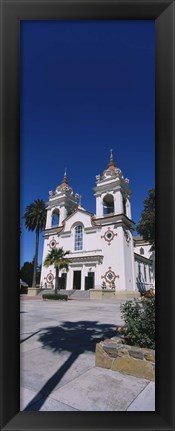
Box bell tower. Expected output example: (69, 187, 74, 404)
(93, 151, 136, 293)
(45, 169, 78, 229)
(94, 150, 132, 220)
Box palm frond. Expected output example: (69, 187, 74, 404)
(44, 247, 71, 271)
(23, 199, 47, 233)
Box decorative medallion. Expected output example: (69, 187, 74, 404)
(123, 228, 131, 246)
(44, 271, 54, 286)
(101, 227, 118, 246)
(47, 237, 59, 249)
(101, 266, 119, 287)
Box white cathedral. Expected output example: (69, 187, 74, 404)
(40, 151, 155, 298)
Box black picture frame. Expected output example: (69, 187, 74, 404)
(1, 1, 175, 430)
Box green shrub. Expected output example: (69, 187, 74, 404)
(20, 286, 28, 294)
(42, 293, 68, 301)
(120, 297, 155, 349)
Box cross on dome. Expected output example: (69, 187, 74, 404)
(61, 167, 69, 186)
(108, 149, 117, 168)
(98, 149, 118, 181)
(55, 168, 72, 193)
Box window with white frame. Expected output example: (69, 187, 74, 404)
(74, 225, 83, 250)
(149, 265, 152, 282)
(138, 262, 141, 281)
(122, 196, 127, 215)
(103, 194, 114, 215)
(52, 210, 59, 226)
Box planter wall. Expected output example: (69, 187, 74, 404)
(89, 289, 140, 300)
(27, 288, 42, 296)
(95, 336, 155, 381)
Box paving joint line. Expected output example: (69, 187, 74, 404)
(51, 365, 96, 394)
(48, 395, 80, 411)
(20, 345, 45, 354)
(126, 380, 151, 410)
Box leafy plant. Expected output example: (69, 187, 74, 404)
(119, 297, 155, 349)
(20, 286, 28, 295)
(136, 188, 155, 250)
(20, 260, 41, 286)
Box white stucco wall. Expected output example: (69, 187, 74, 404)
(133, 241, 152, 259)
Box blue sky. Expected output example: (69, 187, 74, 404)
(20, 20, 155, 267)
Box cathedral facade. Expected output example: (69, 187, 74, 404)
(40, 152, 154, 297)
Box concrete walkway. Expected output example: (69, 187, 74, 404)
(20, 297, 155, 411)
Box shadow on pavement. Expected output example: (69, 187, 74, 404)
(24, 320, 115, 411)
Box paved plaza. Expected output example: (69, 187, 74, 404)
(20, 296, 155, 411)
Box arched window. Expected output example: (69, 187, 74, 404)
(138, 263, 141, 281)
(123, 196, 127, 215)
(140, 247, 144, 255)
(74, 224, 83, 250)
(149, 266, 152, 282)
(103, 194, 114, 215)
(52, 209, 59, 226)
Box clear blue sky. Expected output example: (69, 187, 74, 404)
(20, 20, 155, 268)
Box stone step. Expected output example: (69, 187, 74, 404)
(60, 289, 90, 299)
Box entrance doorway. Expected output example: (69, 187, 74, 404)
(59, 273, 67, 289)
(85, 272, 94, 290)
(73, 271, 81, 290)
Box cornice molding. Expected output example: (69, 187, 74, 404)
(134, 252, 153, 264)
(94, 179, 131, 196)
(69, 255, 103, 264)
(93, 213, 135, 227)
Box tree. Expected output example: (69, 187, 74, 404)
(23, 199, 47, 287)
(44, 247, 71, 293)
(36, 264, 41, 285)
(20, 261, 33, 286)
(136, 188, 155, 250)
(20, 260, 41, 286)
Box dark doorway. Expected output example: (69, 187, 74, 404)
(73, 271, 81, 290)
(59, 273, 67, 289)
(85, 272, 94, 290)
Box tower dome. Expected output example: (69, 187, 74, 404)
(56, 168, 72, 193)
(46, 168, 78, 228)
(102, 149, 119, 179)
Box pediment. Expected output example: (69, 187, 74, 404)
(63, 208, 94, 230)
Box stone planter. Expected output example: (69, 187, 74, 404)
(89, 289, 116, 299)
(89, 289, 140, 300)
(95, 336, 155, 380)
(27, 288, 42, 296)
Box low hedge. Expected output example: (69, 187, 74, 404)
(42, 293, 68, 301)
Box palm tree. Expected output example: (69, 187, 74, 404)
(23, 199, 47, 287)
(44, 247, 71, 293)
